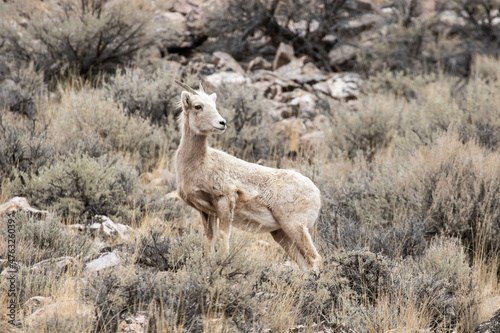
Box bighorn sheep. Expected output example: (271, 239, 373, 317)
(174, 81, 322, 270)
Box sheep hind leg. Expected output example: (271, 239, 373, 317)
(271, 229, 309, 270)
(299, 226, 322, 271)
(219, 222, 231, 255)
(277, 223, 322, 271)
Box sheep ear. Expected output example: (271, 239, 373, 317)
(210, 93, 217, 102)
(181, 91, 191, 110)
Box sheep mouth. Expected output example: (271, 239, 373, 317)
(214, 126, 226, 132)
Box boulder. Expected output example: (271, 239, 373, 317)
(312, 81, 330, 95)
(85, 251, 121, 273)
(299, 62, 327, 83)
(438, 10, 467, 27)
(186, 1, 211, 32)
(273, 43, 295, 71)
(326, 73, 363, 100)
(0, 197, 49, 216)
(249, 70, 299, 91)
(155, 12, 191, 49)
(247, 56, 272, 72)
(289, 90, 318, 119)
(118, 312, 149, 333)
(269, 100, 294, 120)
(212, 51, 245, 74)
(346, 13, 382, 32)
(204, 72, 250, 90)
(25, 299, 94, 327)
(275, 58, 327, 84)
(30, 257, 80, 274)
(475, 309, 500, 333)
(275, 57, 304, 81)
(92, 215, 134, 242)
(328, 44, 358, 69)
(172, 0, 197, 15)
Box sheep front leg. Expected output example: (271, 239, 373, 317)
(200, 211, 216, 254)
(216, 196, 235, 255)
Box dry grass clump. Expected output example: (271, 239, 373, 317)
(455, 77, 500, 150)
(0, 213, 97, 332)
(0, 0, 156, 82)
(5, 153, 141, 223)
(318, 132, 500, 257)
(85, 232, 265, 332)
(134, 228, 206, 272)
(0, 212, 96, 267)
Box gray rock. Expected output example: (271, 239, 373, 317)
(273, 43, 295, 71)
(205, 72, 250, 90)
(118, 312, 149, 333)
(155, 12, 191, 49)
(328, 44, 358, 68)
(93, 215, 134, 241)
(212, 51, 245, 74)
(30, 257, 80, 274)
(247, 56, 272, 72)
(0, 197, 49, 216)
(85, 251, 121, 273)
(326, 73, 363, 100)
(475, 309, 500, 333)
(275, 58, 327, 84)
(289, 90, 318, 119)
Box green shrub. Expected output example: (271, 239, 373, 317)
(0, 61, 46, 118)
(84, 266, 159, 332)
(5, 153, 141, 223)
(320, 131, 500, 258)
(106, 64, 183, 125)
(397, 237, 478, 331)
(53, 88, 167, 170)
(329, 95, 401, 161)
(0, 111, 53, 183)
(215, 85, 283, 162)
(0, 0, 156, 81)
(456, 77, 500, 150)
(400, 133, 500, 252)
(401, 76, 500, 151)
(88, 233, 263, 332)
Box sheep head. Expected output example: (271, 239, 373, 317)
(175, 81, 227, 135)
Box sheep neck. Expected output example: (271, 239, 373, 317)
(177, 120, 208, 167)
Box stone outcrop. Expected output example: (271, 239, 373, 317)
(0, 197, 49, 216)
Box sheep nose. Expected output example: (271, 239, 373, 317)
(219, 120, 226, 127)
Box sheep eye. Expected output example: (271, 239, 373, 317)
(194, 105, 203, 111)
